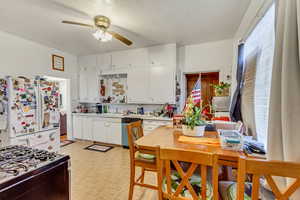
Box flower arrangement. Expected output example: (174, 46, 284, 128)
(212, 82, 231, 96)
(183, 97, 206, 130)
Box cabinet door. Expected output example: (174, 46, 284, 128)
(97, 53, 111, 70)
(92, 119, 107, 143)
(86, 67, 99, 102)
(127, 48, 148, 66)
(148, 44, 176, 66)
(149, 65, 176, 104)
(82, 117, 93, 141)
(73, 116, 82, 139)
(79, 68, 89, 102)
(79, 67, 99, 103)
(111, 51, 130, 67)
(127, 67, 150, 103)
(107, 122, 122, 145)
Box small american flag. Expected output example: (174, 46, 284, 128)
(191, 76, 201, 104)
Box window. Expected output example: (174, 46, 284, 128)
(244, 4, 275, 147)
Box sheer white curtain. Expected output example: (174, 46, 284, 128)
(267, 0, 300, 198)
(243, 5, 275, 146)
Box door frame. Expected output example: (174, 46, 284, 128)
(180, 70, 220, 111)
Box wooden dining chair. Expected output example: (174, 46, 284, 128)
(237, 157, 300, 200)
(158, 147, 219, 200)
(127, 121, 162, 200)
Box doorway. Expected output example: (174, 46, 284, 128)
(44, 76, 70, 142)
(185, 72, 219, 107)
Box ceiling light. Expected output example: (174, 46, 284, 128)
(93, 29, 112, 42)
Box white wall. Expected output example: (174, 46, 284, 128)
(0, 30, 78, 101)
(180, 39, 234, 82)
(176, 39, 234, 111)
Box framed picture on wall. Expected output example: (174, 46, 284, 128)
(52, 54, 64, 71)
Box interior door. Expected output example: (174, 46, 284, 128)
(185, 72, 219, 107)
(201, 72, 219, 107)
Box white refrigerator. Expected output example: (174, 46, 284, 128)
(0, 78, 8, 131)
(4, 76, 61, 151)
(7, 76, 39, 137)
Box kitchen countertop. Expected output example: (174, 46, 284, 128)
(72, 112, 172, 121)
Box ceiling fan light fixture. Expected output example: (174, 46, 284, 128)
(93, 29, 112, 42)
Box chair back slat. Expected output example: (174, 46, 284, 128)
(127, 120, 143, 157)
(237, 157, 300, 200)
(160, 148, 214, 166)
(159, 148, 219, 200)
(246, 159, 300, 178)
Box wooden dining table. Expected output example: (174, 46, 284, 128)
(135, 125, 246, 168)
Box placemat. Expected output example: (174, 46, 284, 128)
(178, 136, 221, 146)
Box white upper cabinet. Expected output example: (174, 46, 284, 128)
(78, 44, 177, 104)
(79, 66, 99, 103)
(111, 51, 130, 68)
(111, 48, 148, 68)
(97, 53, 111, 70)
(79, 67, 88, 102)
(127, 48, 148, 66)
(148, 44, 176, 66)
(149, 65, 176, 104)
(78, 54, 100, 103)
(78, 55, 97, 68)
(127, 66, 150, 103)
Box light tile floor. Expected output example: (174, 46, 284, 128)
(60, 141, 158, 200)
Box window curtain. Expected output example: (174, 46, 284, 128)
(267, 0, 300, 198)
(230, 43, 244, 122)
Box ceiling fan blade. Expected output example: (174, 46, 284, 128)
(107, 31, 133, 46)
(62, 20, 94, 28)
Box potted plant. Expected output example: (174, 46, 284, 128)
(182, 97, 206, 137)
(213, 82, 231, 96)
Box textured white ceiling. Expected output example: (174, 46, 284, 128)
(0, 0, 250, 55)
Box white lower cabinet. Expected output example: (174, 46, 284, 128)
(72, 115, 83, 139)
(143, 120, 172, 135)
(82, 117, 93, 141)
(73, 115, 122, 145)
(106, 122, 122, 145)
(92, 118, 107, 143)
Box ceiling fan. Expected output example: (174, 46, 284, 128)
(62, 15, 133, 46)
